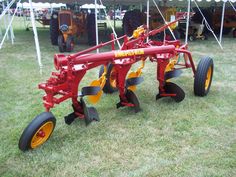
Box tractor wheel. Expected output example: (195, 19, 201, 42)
(166, 29, 180, 40)
(66, 36, 74, 52)
(122, 10, 145, 36)
(50, 12, 59, 45)
(194, 56, 214, 96)
(233, 29, 236, 38)
(58, 35, 65, 53)
(19, 112, 56, 151)
(99, 63, 118, 93)
(87, 13, 96, 46)
(189, 35, 195, 41)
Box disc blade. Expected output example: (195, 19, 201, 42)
(81, 98, 99, 125)
(126, 77, 144, 87)
(87, 80, 103, 104)
(126, 89, 141, 113)
(165, 70, 182, 80)
(164, 82, 185, 102)
(82, 86, 101, 96)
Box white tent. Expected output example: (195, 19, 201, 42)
(17, 2, 66, 9)
(80, 3, 106, 9)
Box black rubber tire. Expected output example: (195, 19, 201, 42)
(87, 13, 96, 46)
(58, 35, 65, 53)
(66, 35, 74, 52)
(50, 12, 59, 45)
(99, 63, 118, 93)
(233, 29, 236, 38)
(122, 10, 145, 36)
(19, 112, 56, 151)
(194, 56, 214, 96)
(189, 35, 195, 41)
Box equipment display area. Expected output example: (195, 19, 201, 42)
(0, 0, 235, 176)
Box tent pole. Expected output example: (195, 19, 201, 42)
(0, 0, 21, 49)
(2, 2, 9, 40)
(185, 0, 191, 44)
(95, 0, 99, 53)
(229, 1, 236, 12)
(146, 0, 149, 42)
(99, 0, 121, 48)
(22, 3, 27, 29)
(193, 0, 223, 49)
(152, 0, 176, 40)
(28, 0, 43, 72)
(113, 3, 116, 30)
(7, 0, 14, 44)
(140, 2, 143, 12)
(0, 4, 2, 39)
(219, 1, 226, 44)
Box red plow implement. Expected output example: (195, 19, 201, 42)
(19, 17, 214, 151)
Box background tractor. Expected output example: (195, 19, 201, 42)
(50, 9, 87, 52)
(122, 7, 180, 40)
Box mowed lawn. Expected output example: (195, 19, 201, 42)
(0, 17, 236, 177)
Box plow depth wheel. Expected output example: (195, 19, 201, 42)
(18, 112, 56, 151)
(194, 56, 214, 96)
(99, 63, 118, 93)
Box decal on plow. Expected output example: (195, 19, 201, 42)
(115, 49, 145, 58)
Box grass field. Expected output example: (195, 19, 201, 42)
(0, 17, 236, 177)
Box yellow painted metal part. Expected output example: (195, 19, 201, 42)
(165, 54, 178, 72)
(109, 67, 117, 88)
(205, 66, 212, 90)
(88, 65, 107, 104)
(30, 121, 54, 149)
(165, 53, 179, 82)
(87, 80, 103, 104)
(132, 27, 146, 38)
(127, 60, 145, 92)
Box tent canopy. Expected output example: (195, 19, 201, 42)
(17, 2, 66, 9)
(80, 3, 106, 9)
(19, 0, 235, 7)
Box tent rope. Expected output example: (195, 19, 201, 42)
(99, 0, 121, 49)
(229, 1, 236, 12)
(0, 0, 21, 49)
(152, 0, 176, 41)
(0, 0, 15, 21)
(193, 0, 223, 49)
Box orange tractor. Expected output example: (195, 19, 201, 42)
(57, 10, 86, 52)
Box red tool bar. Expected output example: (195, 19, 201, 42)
(73, 45, 175, 64)
(54, 45, 175, 70)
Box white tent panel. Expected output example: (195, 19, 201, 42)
(80, 3, 106, 9)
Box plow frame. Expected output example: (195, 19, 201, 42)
(19, 15, 214, 152)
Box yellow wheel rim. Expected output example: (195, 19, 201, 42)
(88, 80, 103, 104)
(205, 66, 212, 90)
(109, 68, 117, 88)
(30, 121, 54, 149)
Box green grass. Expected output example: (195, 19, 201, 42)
(0, 17, 236, 177)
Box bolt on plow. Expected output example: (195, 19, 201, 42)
(19, 17, 214, 151)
